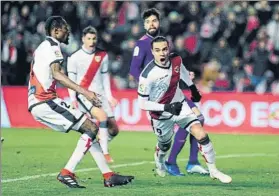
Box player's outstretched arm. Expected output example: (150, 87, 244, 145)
(51, 62, 101, 105)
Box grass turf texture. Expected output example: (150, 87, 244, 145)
(2, 128, 279, 196)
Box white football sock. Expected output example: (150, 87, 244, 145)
(198, 141, 217, 172)
(64, 133, 92, 173)
(89, 140, 112, 174)
(156, 145, 167, 163)
(99, 127, 109, 154)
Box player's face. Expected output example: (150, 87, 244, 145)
(152, 41, 169, 66)
(82, 33, 97, 51)
(57, 24, 70, 45)
(144, 15, 160, 37)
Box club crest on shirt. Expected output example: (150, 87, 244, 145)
(174, 66, 180, 73)
(139, 84, 145, 93)
(55, 50, 62, 58)
(95, 56, 101, 62)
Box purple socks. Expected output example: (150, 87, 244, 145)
(167, 127, 199, 165)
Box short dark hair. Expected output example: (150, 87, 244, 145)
(45, 16, 67, 36)
(142, 8, 160, 21)
(151, 36, 168, 48)
(82, 26, 97, 36)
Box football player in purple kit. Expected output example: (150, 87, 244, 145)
(130, 8, 208, 176)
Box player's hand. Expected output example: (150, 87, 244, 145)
(189, 85, 202, 102)
(84, 90, 102, 107)
(164, 102, 182, 115)
(109, 97, 118, 107)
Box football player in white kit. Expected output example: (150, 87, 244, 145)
(137, 36, 232, 184)
(67, 26, 118, 163)
(28, 16, 134, 188)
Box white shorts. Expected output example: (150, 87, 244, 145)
(77, 94, 114, 118)
(30, 98, 87, 133)
(151, 100, 200, 143)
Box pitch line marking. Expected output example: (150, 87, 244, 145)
(2, 153, 276, 183)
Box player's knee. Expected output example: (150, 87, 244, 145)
(108, 120, 119, 136)
(158, 140, 172, 152)
(91, 107, 107, 122)
(79, 119, 99, 137)
(84, 130, 96, 140)
(190, 123, 206, 141)
(197, 134, 210, 145)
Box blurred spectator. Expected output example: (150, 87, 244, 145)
(210, 37, 234, 73)
(254, 0, 272, 25)
(80, 5, 101, 30)
(180, 2, 203, 25)
(183, 21, 201, 74)
(267, 11, 279, 50)
(1, 37, 17, 85)
(1, 1, 278, 93)
(247, 40, 271, 92)
(199, 7, 221, 63)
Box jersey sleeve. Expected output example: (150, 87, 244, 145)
(100, 54, 109, 74)
(67, 55, 77, 75)
(101, 54, 113, 99)
(48, 45, 64, 65)
(130, 41, 146, 81)
(180, 63, 193, 87)
(137, 76, 164, 112)
(67, 55, 77, 102)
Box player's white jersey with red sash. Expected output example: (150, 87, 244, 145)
(67, 48, 108, 95)
(138, 54, 191, 120)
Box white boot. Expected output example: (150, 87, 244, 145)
(207, 163, 232, 184)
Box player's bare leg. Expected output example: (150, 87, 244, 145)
(57, 118, 99, 188)
(190, 123, 232, 183)
(90, 107, 113, 163)
(57, 119, 134, 188)
(103, 118, 119, 162)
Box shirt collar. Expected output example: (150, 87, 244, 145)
(46, 36, 60, 45)
(154, 60, 171, 69)
(146, 33, 154, 39)
(82, 45, 95, 54)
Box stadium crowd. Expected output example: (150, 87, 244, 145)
(1, 1, 279, 95)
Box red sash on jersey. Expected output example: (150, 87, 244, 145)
(150, 56, 181, 119)
(80, 51, 107, 89)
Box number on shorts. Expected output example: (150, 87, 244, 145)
(60, 101, 71, 109)
(155, 128, 162, 135)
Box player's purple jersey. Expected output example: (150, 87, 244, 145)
(130, 34, 154, 81)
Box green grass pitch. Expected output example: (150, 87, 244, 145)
(1, 128, 279, 196)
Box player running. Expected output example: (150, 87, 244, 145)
(137, 36, 232, 183)
(130, 8, 208, 176)
(67, 26, 118, 163)
(28, 16, 134, 188)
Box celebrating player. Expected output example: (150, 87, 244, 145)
(130, 8, 208, 176)
(137, 36, 232, 183)
(67, 26, 118, 163)
(28, 16, 134, 188)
